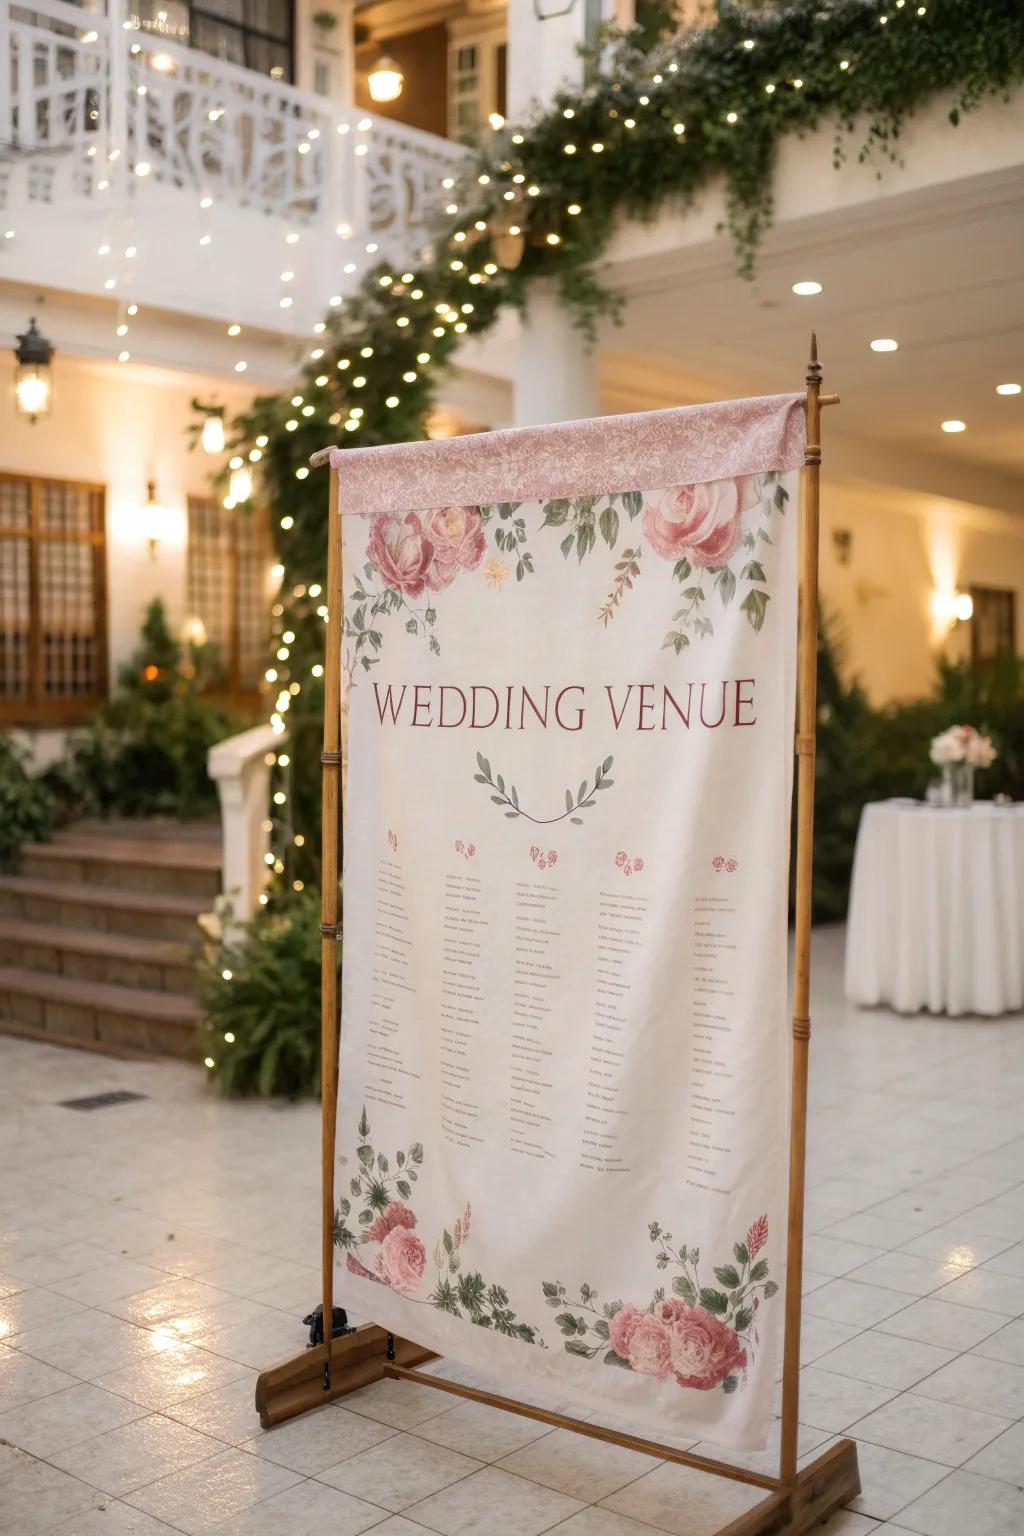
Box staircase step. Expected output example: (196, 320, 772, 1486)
(0, 875, 206, 942)
(21, 836, 221, 902)
(0, 919, 197, 995)
(0, 966, 200, 1060)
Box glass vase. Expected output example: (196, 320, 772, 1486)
(942, 762, 974, 807)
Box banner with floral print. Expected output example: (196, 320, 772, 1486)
(333, 395, 802, 1449)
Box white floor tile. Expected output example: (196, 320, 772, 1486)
(497, 1426, 661, 1502)
(49, 1413, 222, 1496)
(317, 1430, 481, 1511)
(845, 1439, 947, 1522)
(407, 1464, 583, 1535)
(242, 1401, 397, 1474)
(599, 1459, 764, 1536)
(962, 1420, 1024, 1486)
(209, 1476, 388, 1534)
(850, 1392, 1011, 1467)
(815, 1329, 956, 1390)
(895, 1467, 1024, 1536)
(124, 1446, 302, 1534)
(0, 1379, 147, 1457)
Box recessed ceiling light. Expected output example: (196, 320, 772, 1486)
(870, 338, 898, 352)
(995, 382, 1021, 396)
(941, 419, 966, 433)
(791, 281, 822, 296)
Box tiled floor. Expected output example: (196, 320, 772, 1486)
(1, 925, 1023, 1535)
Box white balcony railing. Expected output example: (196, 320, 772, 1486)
(1, 0, 466, 235)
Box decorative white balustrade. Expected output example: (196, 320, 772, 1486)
(1, 0, 466, 232)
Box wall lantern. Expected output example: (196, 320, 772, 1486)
(367, 54, 403, 102)
(14, 317, 55, 422)
(141, 479, 172, 560)
(931, 588, 974, 628)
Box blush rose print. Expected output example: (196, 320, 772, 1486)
(542, 1214, 777, 1396)
(335, 1108, 544, 1344)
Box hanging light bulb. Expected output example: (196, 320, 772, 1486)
(201, 413, 225, 454)
(229, 464, 253, 502)
(367, 55, 403, 103)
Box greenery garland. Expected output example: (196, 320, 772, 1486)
(223, 0, 1024, 897)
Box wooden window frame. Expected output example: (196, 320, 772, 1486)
(969, 584, 1017, 667)
(187, 495, 271, 708)
(0, 470, 109, 728)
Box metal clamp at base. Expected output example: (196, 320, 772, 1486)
(320, 921, 343, 939)
(321, 750, 343, 765)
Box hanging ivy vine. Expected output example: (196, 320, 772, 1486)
(221, 0, 1024, 894)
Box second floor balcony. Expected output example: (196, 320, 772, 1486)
(0, 0, 468, 333)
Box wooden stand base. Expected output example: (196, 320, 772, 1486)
(254, 1324, 859, 1534)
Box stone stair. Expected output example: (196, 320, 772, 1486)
(0, 821, 221, 1060)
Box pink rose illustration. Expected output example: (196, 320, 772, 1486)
(466, 843, 476, 858)
(668, 1305, 747, 1391)
(713, 856, 725, 871)
(608, 1303, 645, 1360)
(725, 858, 737, 872)
(746, 1214, 768, 1261)
(615, 851, 628, 868)
(654, 1298, 688, 1325)
(538, 858, 547, 870)
(632, 856, 644, 872)
(623, 864, 632, 876)
(643, 477, 757, 568)
(366, 1201, 417, 1244)
(379, 1226, 426, 1295)
(345, 1252, 380, 1282)
(422, 505, 486, 591)
(367, 511, 435, 597)
(626, 1314, 673, 1379)
(547, 851, 558, 866)
(529, 846, 540, 862)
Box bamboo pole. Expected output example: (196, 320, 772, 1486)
(319, 463, 343, 1390)
(778, 338, 836, 1484)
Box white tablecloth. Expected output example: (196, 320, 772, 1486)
(845, 802, 1024, 1016)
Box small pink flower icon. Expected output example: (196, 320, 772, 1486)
(466, 843, 476, 859)
(387, 830, 398, 852)
(454, 839, 464, 854)
(632, 856, 644, 872)
(623, 864, 632, 876)
(713, 856, 725, 871)
(547, 851, 558, 866)
(615, 851, 628, 868)
(538, 858, 547, 870)
(529, 845, 540, 862)
(725, 858, 737, 872)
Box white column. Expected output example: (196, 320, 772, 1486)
(514, 282, 599, 428)
(508, 3, 626, 428)
(506, 0, 632, 120)
(208, 723, 279, 931)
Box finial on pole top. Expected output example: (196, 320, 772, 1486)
(806, 332, 822, 390)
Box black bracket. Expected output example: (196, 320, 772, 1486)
(303, 1304, 356, 1349)
(319, 921, 343, 939)
(386, 1332, 396, 1362)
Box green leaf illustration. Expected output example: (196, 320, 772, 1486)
(713, 1264, 741, 1289)
(699, 1287, 729, 1315)
(672, 1275, 697, 1304)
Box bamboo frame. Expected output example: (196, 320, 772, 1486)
(256, 344, 858, 1534)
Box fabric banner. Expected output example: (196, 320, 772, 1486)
(333, 395, 804, 1450)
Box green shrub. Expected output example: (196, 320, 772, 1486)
(68, 599, 234, 818)
(0, 734, 57, 870)
(198, 888, 333, 1097)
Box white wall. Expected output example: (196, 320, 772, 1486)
(2, 354, 263, 686)
(821, 482, 1024, 704)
